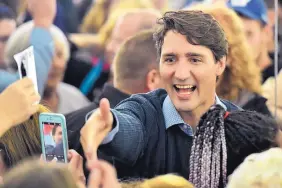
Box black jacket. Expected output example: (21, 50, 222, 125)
(242, 93, 272, 116)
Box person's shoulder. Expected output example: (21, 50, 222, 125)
(220, 99, 243, 112)
(128, 89, 167, 104)
(115, 89, 167, 110)
(58, 82, 89, 102)
(132, 88, 167, 99)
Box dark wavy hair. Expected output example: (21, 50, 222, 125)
(153, 10, 228, 62)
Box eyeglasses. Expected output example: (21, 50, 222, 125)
(0, 36, 9, 43)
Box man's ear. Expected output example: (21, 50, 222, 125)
(216, 56, 227, 76)
(146, 69, 161, 91)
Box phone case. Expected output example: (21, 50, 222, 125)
(39, 113, 69, 163)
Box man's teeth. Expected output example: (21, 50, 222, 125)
(175, 85, 194, 89)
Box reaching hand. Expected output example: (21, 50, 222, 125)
(27, 0, 56, 28)
(0, 78, 40, 135)
(80, 98, 113, 161)
(87, 160, 121, 188)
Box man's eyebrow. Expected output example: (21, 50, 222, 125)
(185, 52, 204, 57)
(161, 53, 177, 57)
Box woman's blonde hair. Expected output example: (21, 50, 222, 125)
(121, 174, 194, 188)
(0, 105, 49, 168)
(1, 159, 77, 188)
(227, 148, 282, 188)
(189, 5, 262, 101)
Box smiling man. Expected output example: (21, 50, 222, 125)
(80, 10, 241, 179)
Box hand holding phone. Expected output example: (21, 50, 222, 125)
(39, 113, 68, 163)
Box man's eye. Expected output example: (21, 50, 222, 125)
(164, 57, 175, 64)
(190, 58, 202, 64)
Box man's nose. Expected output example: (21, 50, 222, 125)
(174, 61, 191, 81)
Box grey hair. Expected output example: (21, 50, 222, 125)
(4, 21, 70, 70)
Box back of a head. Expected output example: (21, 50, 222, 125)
(113, 30, 158, 92)
(227, 148, 282, 188)
(153, 10, 228, 62)
(105, 9, 160, 64)
(1, 159, 77, 188)
(189, 105, 279, 188)
(93, 3, 159, 45)
(0, 105, 49, 169)
(120, 9, 161, 31)
(224, 110, 279, 174)
(121, 174, 194, 188)
(141, 174, 194, 188)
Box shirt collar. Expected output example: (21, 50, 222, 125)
(162, 95, 227, 130)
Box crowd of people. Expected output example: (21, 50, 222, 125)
(0, 0, 282, 187)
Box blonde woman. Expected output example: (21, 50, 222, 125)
(0, 104, 49, 174)
(1, 151, 85, 188)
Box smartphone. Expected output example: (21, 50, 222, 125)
(39, 113, 68, 163)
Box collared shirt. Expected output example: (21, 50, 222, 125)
(103, 93, 227, 143)
(162, 95, 227, 136)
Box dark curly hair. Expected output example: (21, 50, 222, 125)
(189, 105, 279, 188)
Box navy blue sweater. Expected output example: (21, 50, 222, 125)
(99, 89, 241, 179)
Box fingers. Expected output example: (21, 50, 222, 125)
(81, 120, 95, 160)
(10, 78, 33, 88)
(21, 78, 34, 89)
(99, 98, 111, 123)
(52, 157, 58, 163)
(39, 154, 44, 162)
(96, 160, 117, 180)
(14, 78, 40, 103)
(87, 160, 120, 188)
(68, 150, 80, 170)
(80, 98, 113, 162)
(88, 168, 102, 188)
(26, 98, 40, 118)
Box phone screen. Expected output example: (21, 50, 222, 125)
(42, 122, 66, 162)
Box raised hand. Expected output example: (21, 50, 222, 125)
(80, 98, 113, 161)
(0, 78, 40, 135)
(27, 0, 56, 28)
(87, 160, 121, 188)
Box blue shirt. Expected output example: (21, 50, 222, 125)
(162, 95, 226, 136)
(102, 94, 226, 143)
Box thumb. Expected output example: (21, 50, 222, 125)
(99, 98, 111, 123)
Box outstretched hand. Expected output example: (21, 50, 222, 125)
(27, 0, 56, 28)
(87, 160, 121, 188)
(80, 98, 114, 161)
